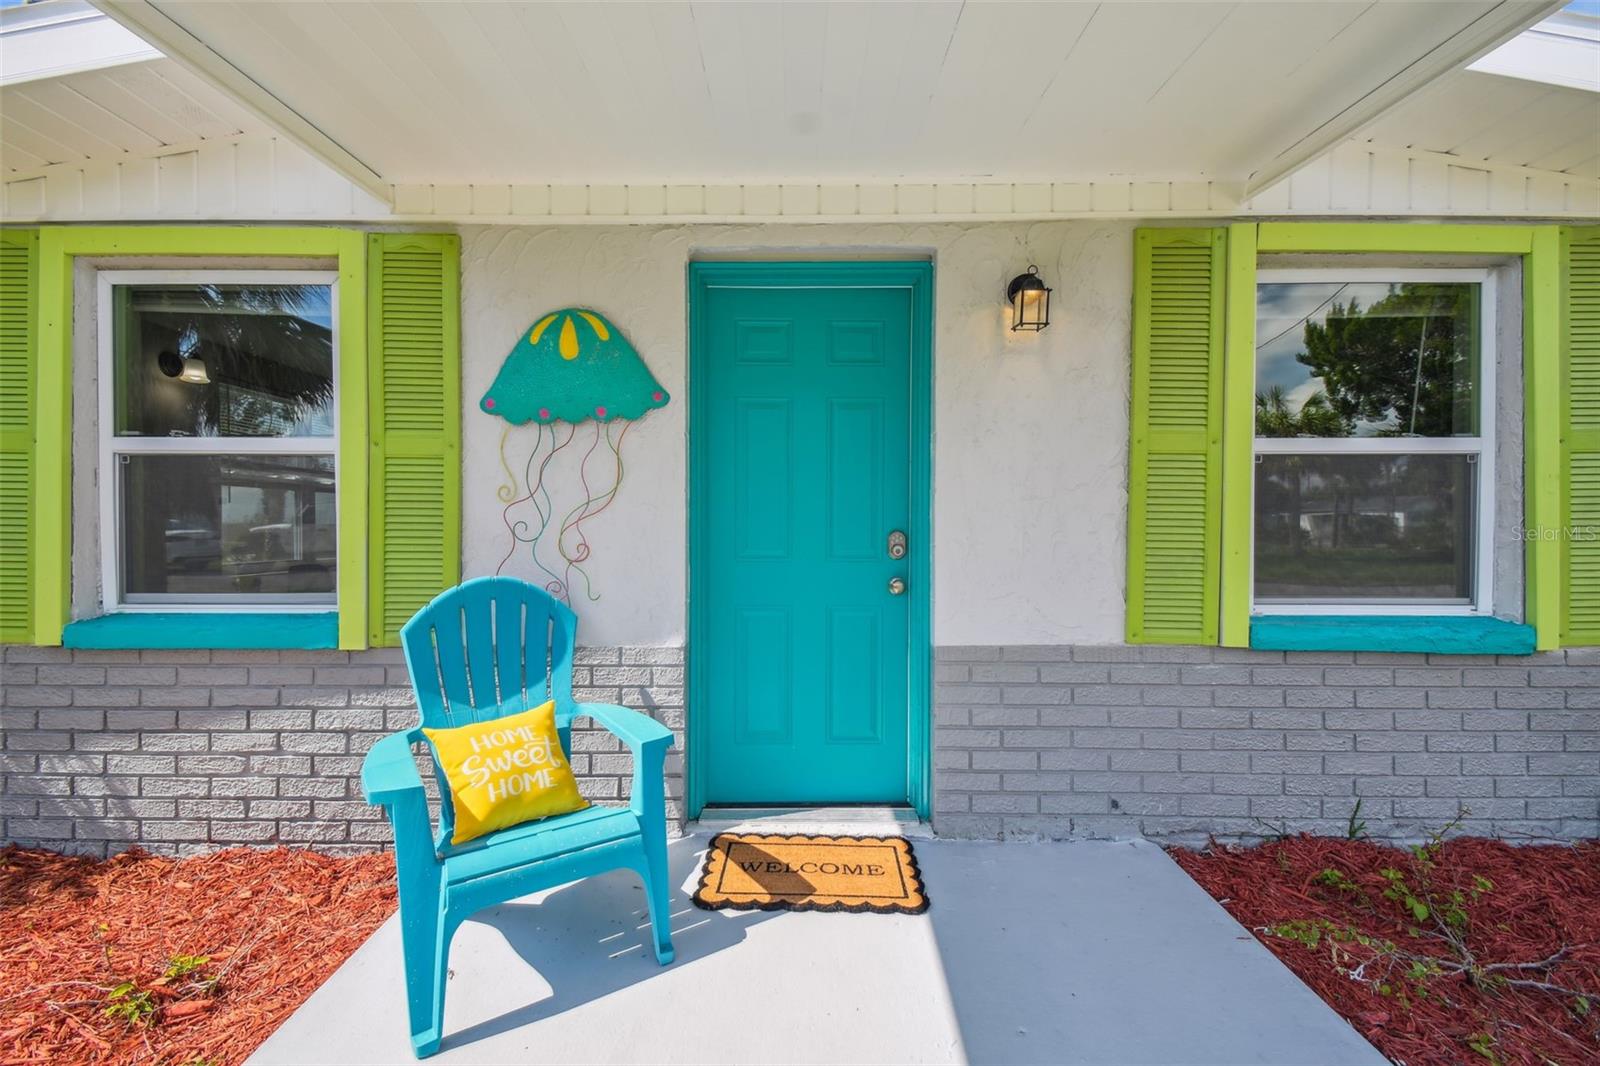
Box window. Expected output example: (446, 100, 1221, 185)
(96, 271, 339, 611)
(1252, 269, 1495, 615)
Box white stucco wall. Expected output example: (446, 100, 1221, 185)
(458, 221, 1135, 647)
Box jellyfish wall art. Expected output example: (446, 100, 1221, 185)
(480, 308, 669, 603)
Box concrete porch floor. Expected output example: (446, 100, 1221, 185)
(250, 836, 1386, 1066)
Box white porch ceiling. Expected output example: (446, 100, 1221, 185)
(0, 1, 263, 178)
(1358, 9, 1600, 179)
(0, 0, 158, 86)
(0, 57, 262, 176)
(1361, 69, 1599, 179)
(92, 0, 1562, 196)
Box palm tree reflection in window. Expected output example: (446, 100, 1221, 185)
(123, 283, 335, 439)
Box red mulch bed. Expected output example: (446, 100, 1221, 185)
(0, 845, 396, 1065)
(1172, 836, 1600, 1066)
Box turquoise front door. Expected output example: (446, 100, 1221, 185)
(691, 263, 927, 807)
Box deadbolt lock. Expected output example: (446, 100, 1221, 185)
(887, 530, 907, 560)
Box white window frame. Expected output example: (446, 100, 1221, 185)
(1250, 267, 1497, 617)
(95, 269, 341, 613)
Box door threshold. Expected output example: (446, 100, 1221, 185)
(688, 805, 932, 839)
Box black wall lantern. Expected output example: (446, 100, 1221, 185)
(156, 349, 210, 384)
(1006, 265, 1051, 332)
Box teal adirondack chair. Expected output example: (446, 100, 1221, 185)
(360, 576, 676, 1058)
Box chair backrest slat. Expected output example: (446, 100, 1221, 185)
(408, 619, 446, 723)
(493, 594, 529, 710)
(401, 576, 579, 732)
(461, 589, 499, 717)
(433, 605, 473, 724)
(550, 606, 574, 715)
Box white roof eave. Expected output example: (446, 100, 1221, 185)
(1467, 11, 1600, 93)
(37, 0, 1577, 205)
(0, 0, 161, 86)
(89, 0, 392, 205)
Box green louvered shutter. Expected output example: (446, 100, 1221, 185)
(1128, 228, 1226, 644)
(0, 229, 37, 643)
(368, 233, 461, 645)
(1564, 226, 1600, 645)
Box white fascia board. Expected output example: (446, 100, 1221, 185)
(1468, 13, 1600, 92)
(89, 0, 391, 205)
(0, 0, 161, 86)
(1245, 0, 1570, 196)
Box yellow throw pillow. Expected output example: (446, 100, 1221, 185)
(423, 700, 588, 846)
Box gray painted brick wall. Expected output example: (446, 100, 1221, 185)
(933, 645, 1599, 844)
(0, 645, 684, 857)
(4, 642, 1596, 854)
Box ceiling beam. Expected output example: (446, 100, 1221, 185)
(1244, 0, 1568, 196)
(90, 0, 391, 205)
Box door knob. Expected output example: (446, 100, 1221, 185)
(888, 577, 906, 596)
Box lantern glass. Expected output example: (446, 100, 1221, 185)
(1007, 268, 1051, 331)
(179, 356, 211, 384)
(1015, 287, 1048, 330)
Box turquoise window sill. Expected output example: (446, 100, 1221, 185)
(63, 612, 339, 651)
(1249, 616, 1536, 656)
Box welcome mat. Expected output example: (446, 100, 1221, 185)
(692, 833, 929, 914)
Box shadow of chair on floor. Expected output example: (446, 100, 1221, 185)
(438, 835, 779, 1053)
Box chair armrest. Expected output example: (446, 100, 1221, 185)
(361, 727, 426, 805)
(578, 703, 673, 829)
(578, 703, 674, 752)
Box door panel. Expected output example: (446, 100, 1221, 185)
(734, 399, 792, 559)
(734, 607, 792, 744)
(827, 398, 885, 559)
(701, 283, 912, 805)
(825, 606, 883, 743)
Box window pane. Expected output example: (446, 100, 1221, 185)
(1254, 454, 1475, 604)
(120, 455, 336, 602)
(113, 283, 334, 438)
(1255, 281, 1479, 439)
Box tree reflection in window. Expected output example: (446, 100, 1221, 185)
(1251, 275, 1487, 607)
(1255, 282, 1477, 439)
